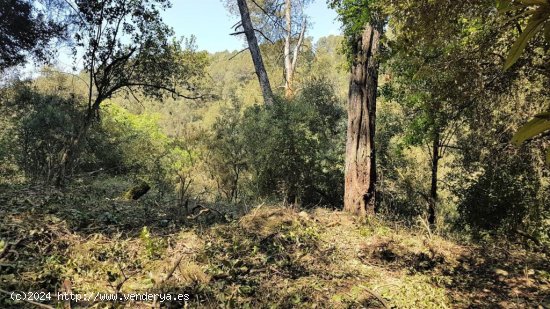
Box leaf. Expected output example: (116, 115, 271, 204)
(520, 0, 549, 6)
(535, 112, 550, 120)
(497, 0, 512, 7)
(504, 13, 547, 70)
(497, 0, 513, 12)
(547, 149, 550, 164)
(512, 114, 550, 146)
(545, 21, 550, 41)
(497, 1, 525, 14)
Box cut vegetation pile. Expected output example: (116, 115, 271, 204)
(0, 181, 549, 308)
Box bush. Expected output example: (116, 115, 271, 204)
(3, 85, 85, 181)
(208, 79, 345, 207)
(1, 84, 194, 195)
(457, 151, 549, 242)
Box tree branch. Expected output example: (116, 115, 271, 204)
(291, 17, 306, 73)
(229, 47, 250, 60)
(123, 83, 206, 100)
(249, 0, 287, 32)
(231, 29, 274, 43)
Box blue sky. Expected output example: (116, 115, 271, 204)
(46, 0, 341, 73)
(163, 0, 342, 52)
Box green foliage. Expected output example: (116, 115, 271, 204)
(498, 0, 550, 70)
(456, 153, 546, 239)
(329, 0, 381, 37)
(2, 84, 83, 181)
(496, 0, 550, 164)
(0, 80, 197, 196)
(0, 0, 65, 71)
(206, 102, 247, 202)
(513, 112, 550, 163)
(241, 82, 344, 206)
(140, 226, 165, 259)
(512, 112, 550, 145)
(100, 102, 199, 194)
(329, 0, 385, 65)
(207, 79, 345, 206)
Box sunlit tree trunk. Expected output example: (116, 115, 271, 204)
(344, 23, 381, 216)
(283, 0, 306, 99)
(236, 0, 273, 105)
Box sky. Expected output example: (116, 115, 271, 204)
(162, 0, 342, 53)
(38, 0, 342, 75)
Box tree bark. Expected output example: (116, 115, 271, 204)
(236, 0, 274, 106)
(284, 0, 292, 98)
(344, 23, 381, 216)
(283, 0, 305, 99)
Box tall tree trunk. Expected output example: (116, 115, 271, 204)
(284, 0, 293, 98)
(283, 0, 305, 99)
(236, 0, 274, 106)
(344, 23, 381, 216)
(429, 128, 440, 226)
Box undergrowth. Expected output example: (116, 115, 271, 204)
(0, 180, 548, 308)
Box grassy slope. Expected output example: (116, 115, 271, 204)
(0, 179, 549, 308)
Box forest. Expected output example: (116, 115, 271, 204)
(0, 0, 549, 308)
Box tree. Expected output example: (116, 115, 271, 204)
(382, 0, 501, 225)
(55, 0, 208, 185)
(234, 0, 274, 105)
(0, 0, 65, 71)
(382, 0, 549, 232)
(499, 0, 550, 163)
(227, 0, 310, 98)
(207, 102, 248, 202)
(331, 0, 384, 215)
(282, 0, 308, 98)
(231, 79, 344, 206)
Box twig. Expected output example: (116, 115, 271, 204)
(0, 263, 15, 268)
(513, 229, 542, 247)
(115, 262, 136, 292)
(229, 48, 250, 61)
(150, 252, 190, 308)
(164, 255, 185, 282)
(187, 205, 229, 222)
(357, 285, 390, 308)
(0, 288, 55, 309)
(0, 238, 23, 259)
(418, 215, 433, 240)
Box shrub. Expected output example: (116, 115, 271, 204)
(208, 79, 345, 207)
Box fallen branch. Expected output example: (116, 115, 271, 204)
(513, 229, 542, 247)
(150, 251, 192, 308)
(358, 285, 390, 308)
(165, 255, 185, 282)
(0, 237, 24, 260)
(187, 205, 229, 222)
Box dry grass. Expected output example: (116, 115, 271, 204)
(0, 184, 549, 308)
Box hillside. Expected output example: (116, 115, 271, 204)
(1, 180, 548, 308)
